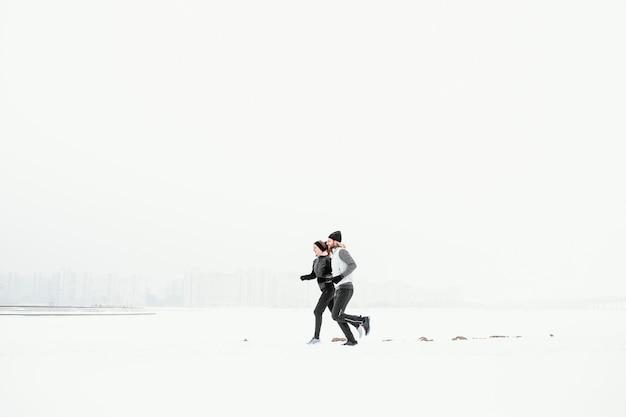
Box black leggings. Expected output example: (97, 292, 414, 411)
(332, 283, 363, 343)
(313, 287, 335, 339)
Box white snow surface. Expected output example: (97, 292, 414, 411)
(1, 307, 625, 417)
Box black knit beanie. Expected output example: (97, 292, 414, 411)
(328, 230, 342, 242)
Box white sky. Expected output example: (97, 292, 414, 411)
(1, 1, 625, 304)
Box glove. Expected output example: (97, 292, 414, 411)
(332, 274, 344, 284)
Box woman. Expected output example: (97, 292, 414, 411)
(327, 230, 370, 346)
(300, 240, 335, 344)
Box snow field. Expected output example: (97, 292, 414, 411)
(1, 307, 625, 417)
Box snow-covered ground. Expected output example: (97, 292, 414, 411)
(1, 307, 625, 417)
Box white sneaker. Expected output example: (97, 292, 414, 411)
(357, 325, 364, 338)
(307, 338, 321, 345)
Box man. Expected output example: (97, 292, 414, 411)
(326, 230, 370, 345)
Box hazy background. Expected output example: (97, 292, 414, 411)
(1, 0, 625, 306)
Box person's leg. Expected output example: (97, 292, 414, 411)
(313, 289, 335, 339)
(334, 286, 364, 327)
(332, 286, 357, 343)
(329, 295, 360, 330)
(326, 294, 334, 314)
(342, 311, 364, 327)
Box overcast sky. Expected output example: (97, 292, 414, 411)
(1, 0, 625, 304)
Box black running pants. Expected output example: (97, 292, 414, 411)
(331, 283, 362, 343)
(313, 287, 335, 339)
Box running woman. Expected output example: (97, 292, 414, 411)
(300, 240, 335, 344)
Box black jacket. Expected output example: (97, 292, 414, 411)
(300, 256, 334, 291)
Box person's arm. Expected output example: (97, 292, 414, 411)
(320, 257, 334, 284)
(300, 260, 316, 281)
(332, 249, 357, 282)
(300, 268, 315, 280)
